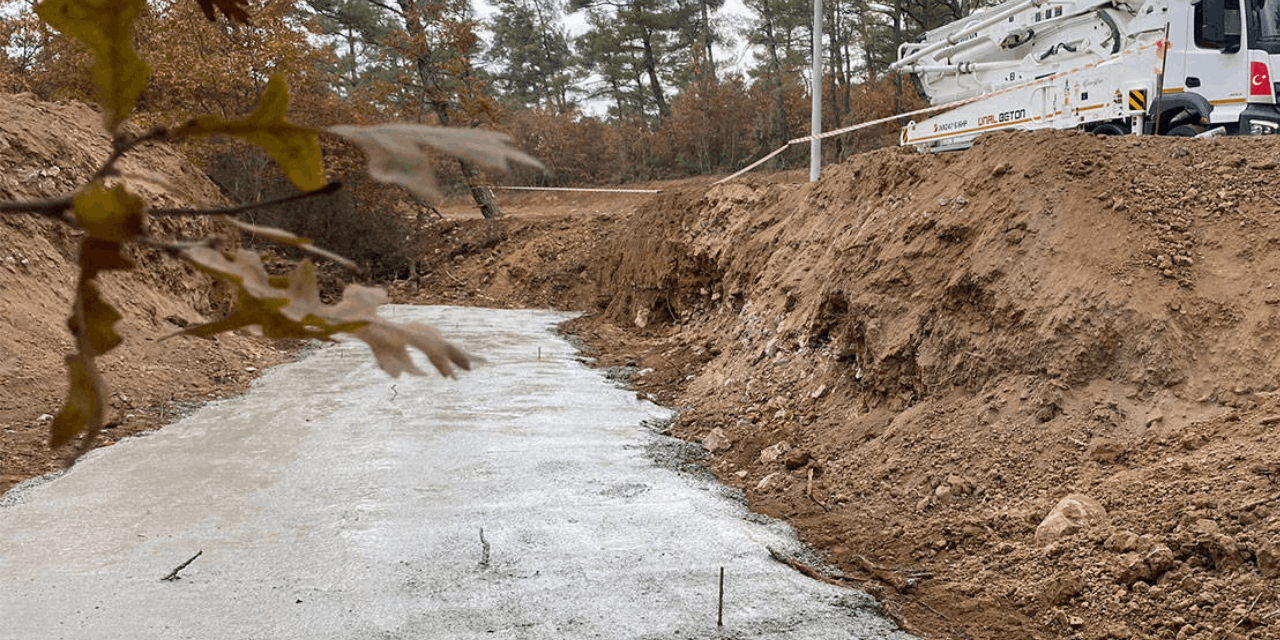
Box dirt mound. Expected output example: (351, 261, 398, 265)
(0, 94, 288, 489)
(595, 131, 1280, 639)
(408, 130, 1280, 639)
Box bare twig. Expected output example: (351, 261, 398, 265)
(1228, 593, 1263, 636)
(718, 567, 725, 627)
(0, 195, 75, 219)
(806, 468, 830, 511)
(161, 550, 203, 581)
(478, 527, 490, 569)
(766, 546, 851, 588)
(94, 126, 170, 184)
(150, 181, 342, 217)
(1235, 492, 1280, 512)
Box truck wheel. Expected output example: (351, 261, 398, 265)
(1167, 124, 1205, 137)
(1092, 123, 1130, 135)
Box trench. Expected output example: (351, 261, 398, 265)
(0, 306, 915, 640)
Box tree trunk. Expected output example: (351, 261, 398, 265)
(759, 0, 790, 146)
(640, 27, 670, 119)
(701, 0, 716, 80)
(432, 101, 502, 219)
(396, 0, 501, 218)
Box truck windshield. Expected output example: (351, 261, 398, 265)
(1250, 0, 1280, 52)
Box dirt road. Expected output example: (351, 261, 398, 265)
(0, 306, 912, 640)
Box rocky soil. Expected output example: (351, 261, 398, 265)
(411, 131, 1280, 640)
(9, 89, 1280, 639)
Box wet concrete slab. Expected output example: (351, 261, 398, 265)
(0, 306, 915, 640)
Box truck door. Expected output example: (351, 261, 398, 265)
(1183, 0, 1249, 125)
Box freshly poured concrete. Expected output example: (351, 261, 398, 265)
(0, 306, 914, 640)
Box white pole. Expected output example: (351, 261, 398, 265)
(810, 0, 822, 183)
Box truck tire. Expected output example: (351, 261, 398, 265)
(1092, 123, 1130, 135)
(1167, 124, 1205, 137)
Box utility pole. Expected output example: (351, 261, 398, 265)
(810, 0, 823, 182)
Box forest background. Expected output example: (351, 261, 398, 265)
(0, 0, 982, 273)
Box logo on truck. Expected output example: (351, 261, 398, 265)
(933, 119, 969, 132)
(978, 108, 1027, 126)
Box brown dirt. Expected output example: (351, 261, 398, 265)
(404, 131, 1280, 640)
(0, 93, 290, 490)
(10, 91, 1280, 640)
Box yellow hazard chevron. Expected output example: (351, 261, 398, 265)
(1128, 89, 1147, 111)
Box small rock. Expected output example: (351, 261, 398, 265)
(1089, 437, 1127, 463)
(245, 366, 257, 373)
(1115, 545, 1177, 585)
(1104, 529, 1141, 553)
(702, 427, 732, 453)
(759, 442, 790, 464)
(734, 470, 748, 479)
(810, 385, 826, 399)
(1256, 541, 1280, 578)
(38, 413, 53, 423)
(1035, 493, 1108, 545)
(783, 450, 811, 470)
(756, 472, 780, 491)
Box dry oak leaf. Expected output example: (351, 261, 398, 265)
(353, 320, 470, 379)
(50, 353, 106, 448)
(36, 0, 150, 131)
(180, 248, 358, 340)
(52, 238, 136, 448)
(173, 75, 325, 192)
(327, 124, 542, 201)
(73, 182, 145, 243)
(179, 247, 468, 377)
(231, 219, 359, 273)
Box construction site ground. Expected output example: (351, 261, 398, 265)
(5, 91, 1280, 639)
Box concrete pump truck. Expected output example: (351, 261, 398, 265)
(892, 0, 1280, 150)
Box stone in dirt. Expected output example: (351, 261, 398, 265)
(702, 427, 731, 453)
(1035, 493, 1107, 545)
(1088, 437, 1127, 463)
(1257, 541, 1280, 578)
(759, 442, 790, 464)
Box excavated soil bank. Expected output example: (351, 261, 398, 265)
(411, 131, 1280, 639)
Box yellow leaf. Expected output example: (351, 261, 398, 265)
(79, 238, 135, 280)
(179, 250, 368, 340)
(50, 354, 105, 448)
(73, 182, 145, 243)
(178, 247, 469, 378)
(173, 76, 325, 191)
(69, 280, 123, 356)
(36, 0, 150, 131)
